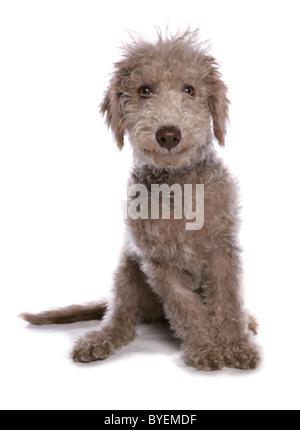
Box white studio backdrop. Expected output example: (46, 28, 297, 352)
(1, 0, 300, 410)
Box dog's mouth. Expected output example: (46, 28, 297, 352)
(142, 148, 187, 157)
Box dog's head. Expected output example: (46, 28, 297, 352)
(101, 30, 229, 168)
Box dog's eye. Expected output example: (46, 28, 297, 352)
(138, 86, 153, 97)
(183, 86, 195, 96)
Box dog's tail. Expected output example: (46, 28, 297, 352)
(19, 301, 108, 326)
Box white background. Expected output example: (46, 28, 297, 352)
(1, 0, 300, 410)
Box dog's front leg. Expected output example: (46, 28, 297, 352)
(142, 261, 224, 371)
(204, 247, 261, 370)
(72, 252, 140, 363)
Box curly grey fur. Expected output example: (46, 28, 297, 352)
(21, 29, 260, 371)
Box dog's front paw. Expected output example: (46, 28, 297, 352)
(223, 341, 261, 370)
(184, 344, 224, 371)
(72, 332, 113, 363)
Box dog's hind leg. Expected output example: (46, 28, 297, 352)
(248, 314, 259, 335)
(137, 269, 165, 324)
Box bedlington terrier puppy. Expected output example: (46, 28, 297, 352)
(21, 30, 260, 371)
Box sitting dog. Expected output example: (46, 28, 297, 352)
(21, 30, 260, 371)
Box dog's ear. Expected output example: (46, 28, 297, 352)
(206, 57, 230, 146)
(100, 63, 127, 150)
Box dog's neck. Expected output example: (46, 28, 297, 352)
(131, 144, 218, 185)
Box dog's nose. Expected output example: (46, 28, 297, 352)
(156, 126, 181, 151)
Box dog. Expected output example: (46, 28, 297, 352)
(21, 29, 260, 371)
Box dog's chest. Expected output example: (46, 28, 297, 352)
(125, 160, 237, 263)
(127, 215, 195, 264)
(125, 169, 206, 263)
